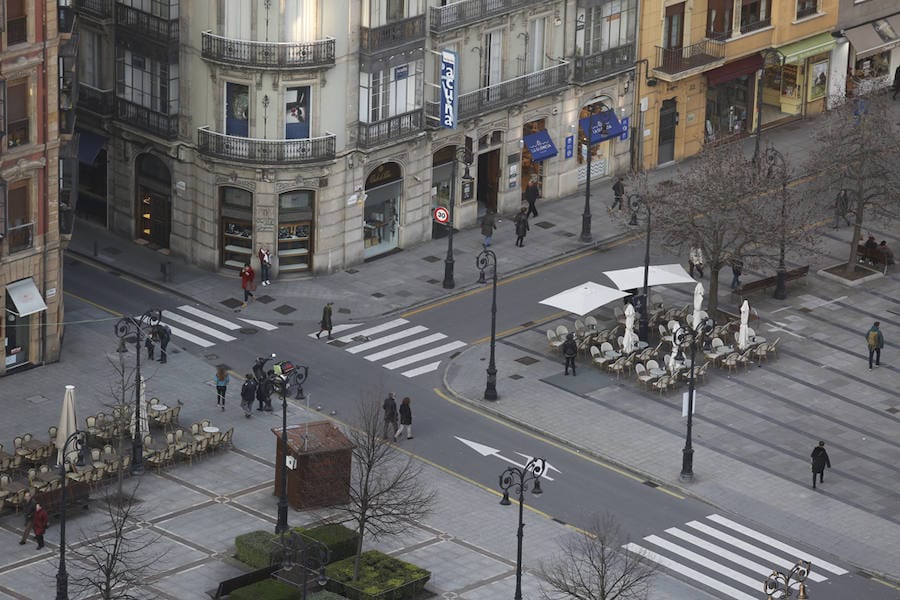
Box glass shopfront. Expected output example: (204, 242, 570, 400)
(705, 75, 752, 141)
(220, 187, 254, 269)
(431, 146, 455, 239)
(364, 162, 403, 259)
(278, 190, 314, 273)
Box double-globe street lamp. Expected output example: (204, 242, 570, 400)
(443, 145, 474, 289)
(476, 248, 499, 400)
(628, 193, 652, 341)
(579, 105, 610, 243)
(279, 530, 331, 599)
(269, 359, 310, 535)
(764, 560, 812, 599)
(56, 430, 87, 600)
(114, 308, 162, 475)
(499, 457, 547, 600)
(673, 317, 715, 482)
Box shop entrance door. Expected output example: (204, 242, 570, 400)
(477, 149, 499, 215)
(139, 188, 172, 249)
(658, 99, 677, 165)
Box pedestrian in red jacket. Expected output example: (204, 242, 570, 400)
(33, 503, 48, 549)
(240, 263, 255, 307)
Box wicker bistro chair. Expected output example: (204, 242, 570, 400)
(222, 427, 234, 450)
(584, 316, 599, 334)
(547, 329, 563, 349)
(6, 488, 28, 513)
(177, 441, 197, 465)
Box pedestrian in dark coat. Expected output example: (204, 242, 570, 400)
(730, 256, 744, 290)
(382, 393, 398, 440)
(893, 65, 900, 100)
(866, 321, 884, 369)
(562, 333, 578, 376)
(240, 375, 256, 418)
(395, 397, 413, 441)
(524, 177, 540, 218)
(611, 176, 625, 211)
(19, 491, 35, 545)
(810, 441, 831, 489)
(317, 302, 334, 339)
(144, 335, 155, 360)
(32, 503, 48, 549)
(240, 263, 255, 307)
(154, 323, 171, 364)
(214, 366, 230, 411)
(481, 212, 497, 247)
(514, 207, 530, 247)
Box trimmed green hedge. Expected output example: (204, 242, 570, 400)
(229, 579, 301, 600)
(235, 531, 281, 569)
(325, 551, 430, 600)
(299, 524, 359, 564)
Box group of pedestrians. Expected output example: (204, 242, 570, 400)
(143, 323, 172, 364)
(382, 392, 414, 442)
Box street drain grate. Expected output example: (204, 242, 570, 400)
(509, 374, 524, 380)
(515, 356, 540, 366)
(372, 292, 386, 298)
(345, 268, 359, 274)
(277, 322, 294, 327)
(274, 305, 296, 315)
(427, 278, 440, 284)
(204, 354, 219, 360)
(255, 295, 275, 304)
(535, 221, 555, 229)
(239, 328, 258, 335)
(329, 340, 349, 348)
(338, 307, 351, 314)
(221, 298, 243, 309)
(421, 255, 441, 263)
(886, 407, 898, 414)
(643, 481, 659, 488)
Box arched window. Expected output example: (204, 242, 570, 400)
(220, 186, 253, 269)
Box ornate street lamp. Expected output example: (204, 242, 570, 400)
(114, 309, 162, 475)
(762, 145, 789, 300)
(280, 531, 331, 600)
(673, 316, 715, 482)
(56, 430, 87, 600)
(443, 145, 474, 289)
(579, 106, 609, 243)
(764, 560, 812, 599)
(272, 373, 291, 535)
(499, 457, 546, 600)
(627, 193, 652, 341)
(476, 248, 499, 400)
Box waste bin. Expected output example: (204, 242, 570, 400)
(272, 421, 353, 510)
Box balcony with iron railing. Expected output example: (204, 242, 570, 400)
(78, 84, 115, 116)
(201, 32, 335, 70)
(456, 62, 568, 120)
(116, 98, 179, 139)
(59, 5, 77, 34)
(115, 3, 179, 45)
(654, 39, 725, 78)
(740, 17, 771, 34)
(6, 223, 34, 254)
(78, 0, 113, 20)
(574, 45, 635, 83)
(198, 128, 337, 163)
(429, 0, 544, 33)
(360, 15, 425, 56)
(357, 110, 423, 149)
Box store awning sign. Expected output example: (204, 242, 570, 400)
(523, 130, 558, 162)
(6, 278, 48, 317)
(844, 17, 900, 60)
(580, 110, 625, 144)
(440, 49, 458, 130)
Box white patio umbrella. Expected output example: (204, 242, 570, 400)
(56, 385, 78, 466)
(130, 376, 149, 438)
(602, 263, 696, 291)
(623, 303, 638, 353)
(539, 281, 629, 317)
(692, 282, 705, 329)
(738, 300, 750, 350)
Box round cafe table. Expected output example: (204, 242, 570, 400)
(202, 426, 220, 434)
(151, 404, 168, 412)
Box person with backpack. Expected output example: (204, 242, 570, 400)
(730, 256, 744, 290)
(562, 333, 578, 376)
(866, 321, 884, 369)
(240, 374, 256, 418)
(514, 207, 530, 247)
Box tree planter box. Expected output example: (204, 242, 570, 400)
(325, 551, 430, 600)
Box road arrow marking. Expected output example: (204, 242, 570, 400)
(455, 436, 555, 481)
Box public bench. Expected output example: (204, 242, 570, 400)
(857, 244, 890, 274)
(736, 265, 809, 296)
(35, 481, 90, 518)
(213, 565, 280, 599)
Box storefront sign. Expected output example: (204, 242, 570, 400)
(366, 162, 403, 187)
(394, 65, 408, 80)
(508, 164, 518, 189)
(565, 135, 574, 159)
(619, 117, 630, 141)
(580, 110, 626, 143)
(522, 130, 558, 162)
(440, 50, 458, 130)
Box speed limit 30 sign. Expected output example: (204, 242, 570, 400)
(433, 206, 450, 224)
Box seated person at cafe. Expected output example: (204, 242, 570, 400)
(863, 235, 878, 251)
(876, 241, 895, 265)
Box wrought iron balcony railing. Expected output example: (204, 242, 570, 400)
(197, 128, 336, 163)
(429, 0, 544, 33)
(360, 15, 425, 55)
(357, 110, 423, 149)
(654, 39, 725, 75)
(115, 3, 179, 45)
(78, 0, 113, 19)
(574, 45, 635, 83)
(6, 223, 34, 254)
(116, 98, 179, 139)
(740, 17, 771, 34)
(78, 84, 115, 116)
(201, 32, 336, 69)
(458, 62, 568, 120)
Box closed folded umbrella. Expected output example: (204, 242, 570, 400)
(57, 385, 78, 466)
(738, 300, 750, 350)
(692, 283, 705, 330)
(623, 304, 638, 352)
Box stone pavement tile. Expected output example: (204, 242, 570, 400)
(367, 524, 438, 556)
(165, 451, 273, 497)
(148, 558, 248, 600)
(459, 571, 546, 600)
(0, 557, 58, 598)
(396, 539, 511, 593)
(154, 503, 272, 554)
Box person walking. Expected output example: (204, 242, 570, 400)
(382, 392, 398, 440)
(258, 246, 272, 286)
(214, 366, 230, 411)
(395, 397, 413, 441)
(32, 503, 48, 549)
(240, 262, 256, 308)
(317, 302, 334, 339)
(240, 374, 256, 418)
(514, 207, 530, 247)
(524, 176, 540, 218)
(18, 491, 35, 545)
(866, 321, 884, 369)
(562, 333, 578, 376)
(892, 65, 900, 100)
(155, 323, 171, 364)
(810, 441, 831, 489)
(611, 176, 625, 212)
(689, 245, 705, 278)
(730, 256, 744, 290)
(481, 211, 497, 247)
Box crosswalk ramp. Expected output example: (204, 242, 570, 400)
(309, 319, 466, 378)
(157, 305, 278, 348)
(625, 514, 848, 600)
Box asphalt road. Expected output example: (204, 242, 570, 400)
(63, 250, 897, 600)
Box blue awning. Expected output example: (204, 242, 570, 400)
(580, 110, 625, 144)
(523, 130, 558, 162)
(78, 131, 109, 165)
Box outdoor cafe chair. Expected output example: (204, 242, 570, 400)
(555, 325, 569, 340)
(768, 337, 781, 358)
(652, 375, 673, 395)
(614, 306, 626, 324)
(723, 353, 741, 374)
(48, 426, 58, 448)
(574, 319, 586, 337)
(546, 329, 563, 350)
(585, 316, 599, 334)
(6, 488, 27, 512)
(222, 428, 234, 450)
(177, 441, 197, 465)
(607, 357, 628, 379)
(590, 346, 608, 368)
(635, 364, 657, 389)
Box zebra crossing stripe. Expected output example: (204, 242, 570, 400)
(177, 305, 241, 330)
(643, 534, 761, 591)
(684, 521, 828, 582)
(706, 515, 848, 575)
(624, 543, 757, 600)
(335, 319, 408, 343)
(401, 361, 441, 378)
(383, 341, 467, 370)
(365, 333, 448, 362)
(347, 326, 428, 354)
(163, 313, 237, 342)
(238, 317, 279, 331)
(165, 324, 216, 348)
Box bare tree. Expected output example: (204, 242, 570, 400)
(808, 93, 900, 274)
(69, 482, 160, 600)
(630, 142, 819, 314)
(103, 351, 139, 500)
(333, 399, 436, 581)
(540, 513, 656, 600)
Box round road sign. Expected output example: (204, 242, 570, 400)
(433, 207, 450, 224)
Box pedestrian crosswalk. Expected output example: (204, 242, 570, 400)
(159, 305, 278, 348)
(309, 319, 466, 378)
(625, 514, 848, 600)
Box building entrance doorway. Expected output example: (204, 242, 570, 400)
(658, 99, 678, 165)
(476, 149, 499, 216)
(135, 154, 172, 248)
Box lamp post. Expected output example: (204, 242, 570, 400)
(754, 49, 786, 164)
(673, 317, 715, 482)
(56, 430, 86, 600)
(477, 248, 499, 400)
(579, 106, 609, 243)
(443, 146, 474, 289)
(764, 560, 812, 599)
(763, 146, 789, 300)
(114, 309, 161, 475)
(627, 193, 651, 341)
(499, 457, 546, 600)
(280, 531, 330, 600)
(273, 373, 290, 535)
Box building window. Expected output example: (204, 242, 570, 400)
(278, 190, 314, 273)
(525, 17, 545, 74)
(225, 82, 249, 137)
(5, 0, 27, 45)
(79, 30, 105, 88)
(584, 0, 637, 55)
(220, 186, 253, 269)
(707, 0, 733, 40)
(6, 79, 29, 149)
(359, 60, 423, 122)
(6, 181, 33, 253)
(740, 0, 770, 34)
(116, 48, 180, 114)
(285, 86, 310, 139)
(119, 0, 178, 20)
(796, 0, 817, 19)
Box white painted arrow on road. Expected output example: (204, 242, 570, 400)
(455, 436, 558, 482)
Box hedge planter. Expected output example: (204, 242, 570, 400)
(325, 551, 430, 600)
(299, 524, 359, 563)
(235, 525, 359, 570)
(229, 579, 301, 600)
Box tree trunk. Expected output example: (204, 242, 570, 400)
(845, 186, 865, 276)
(353, 520, 365, 581)
(707, 262, 721, 316)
